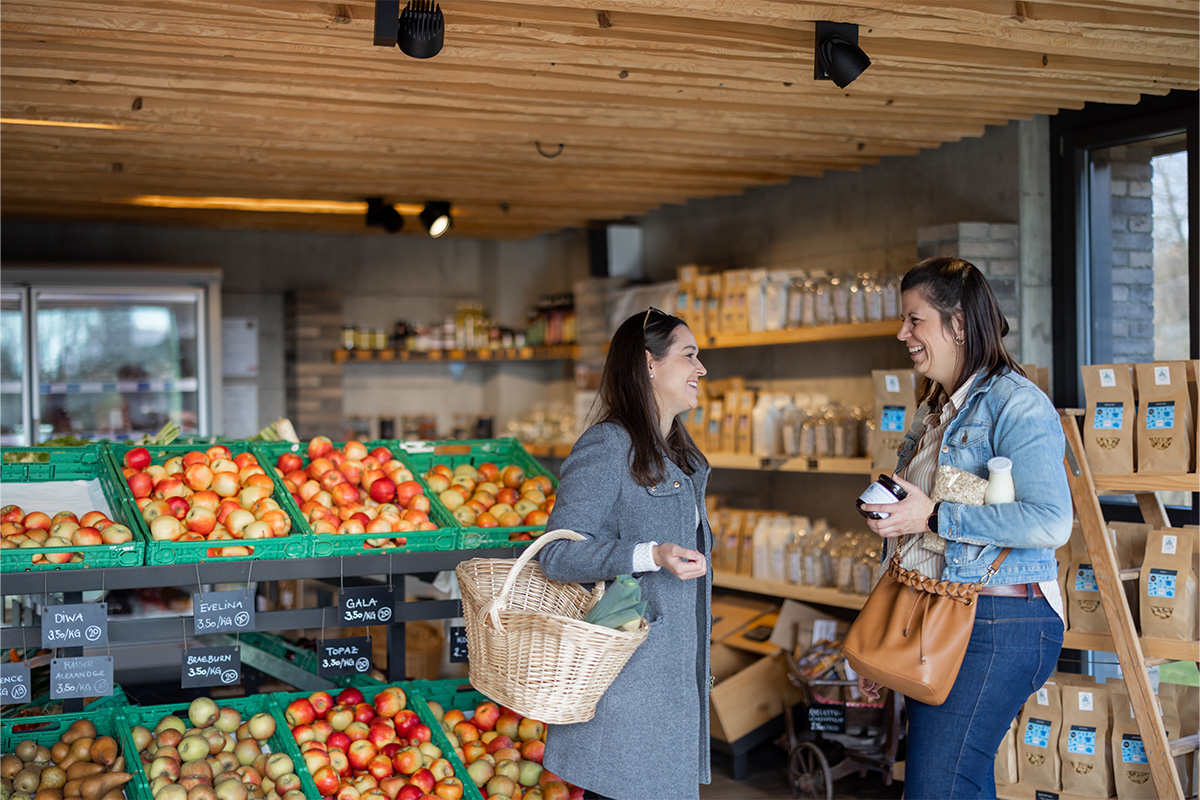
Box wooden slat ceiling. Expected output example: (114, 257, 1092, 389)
(2, 1, 1197, 239)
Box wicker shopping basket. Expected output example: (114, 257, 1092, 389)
(456, 529, 650, 724)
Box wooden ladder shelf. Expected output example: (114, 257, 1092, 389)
(1059, 412, 1196, 800)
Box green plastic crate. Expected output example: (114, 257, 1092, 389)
(1, 707, 146, 799)
(251, 440, 459, 557)
(0, 444, 148, 572)
(4, 682, 129, 717)
(239, 631, 383, 689)
(107, 442, 310, 564)
(118, 693, 316, 800)
(400, 438, 557, 548)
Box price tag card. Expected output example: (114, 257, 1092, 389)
(807, 705, 846, 733)
(1067, 724, 1097, 755)
(318, 637, 373, 677)
(1034, 791, 1060, 800)
(182, 646, 242, 688)
(450, 626, 469, 663)
(339, 586, 396, 626)
(42, 602, 108, 648)
(50, 656, 113, 699)
(192, 590, 255, 635)
(0, 663, 32, 705)
(1024, 718, 1051, 748)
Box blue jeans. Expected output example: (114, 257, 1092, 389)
(903, 591, 1064, 800)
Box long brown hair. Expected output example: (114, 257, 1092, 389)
(596, 310, 707, 486)
(901, 257, 1024, 409)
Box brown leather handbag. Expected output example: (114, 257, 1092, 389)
(842, 545, 1011, 706)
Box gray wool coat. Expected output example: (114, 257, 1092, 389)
(537, 421, 713, 800)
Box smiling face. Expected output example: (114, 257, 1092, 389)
(898, 289, 964, 390)
(647, 325, 706, 428)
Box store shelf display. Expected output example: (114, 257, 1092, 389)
(0, 444, 148, 572)
(108, 442, 309, 564)
(254, 439, 460, 558)
(401, 438, 557, 549)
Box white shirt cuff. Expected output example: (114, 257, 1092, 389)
(633, 541, 660, 573)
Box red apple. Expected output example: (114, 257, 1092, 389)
(347, 738, 378, 771)
(392, 709, 419, 739)
(374, 687, 406, 717)
(291, 723, 316, 745)
(311, 764, 341, 795)
(473, 702, 501, 732)
(517, 717, 545, 742)
(367, 722, 396, 749)
(345, 720, 371, 742)
(407, 723, 432, 744)
(128, 471, 154, 498)
(124, 446, 152, 470)
(309, 690, 334, 717)
(354, 702, 376, 724)
(485, 736, 513, 755)
(520, 738, 545, 763)
(366, 752, 395, 780)
(308, 436, 334, 460)
(327, 731, 351, 752)
(395, 785, 423, 800)
(392, 745, 423, 776)
(329, 748, 350, 776)
(369, 477, 396, 504)
(433, 776, 464, 800)
(285, 697, 317, 727)
(409, 768, 436, 795)
(277, 452, 303, 474)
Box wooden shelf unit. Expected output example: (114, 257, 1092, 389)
(333, 345, 578, 364)
(701, 320, 899, 350)
(1059, 413, 1194, 800)
(706, 453, 874, 476)
(712, 571, 867, 610)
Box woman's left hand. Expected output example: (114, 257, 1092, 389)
(860, 475, 936, 539)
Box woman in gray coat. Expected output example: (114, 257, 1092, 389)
(539, 306, 712, 800)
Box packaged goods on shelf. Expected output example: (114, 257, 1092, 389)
(1139, 527, 1198, 642)
(1082, 363, 1138, 475)
(503, 403, 576, 452)
(1017, 679, 1064, 792)
(1060, 682, 1115, 798)
(1134, 361, 1195, 475)
(870, 369, 919, 473)
(995, 716, 1020, 788)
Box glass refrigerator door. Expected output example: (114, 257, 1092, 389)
(33, 288, 208, 443)
(1, 290, 29, 445)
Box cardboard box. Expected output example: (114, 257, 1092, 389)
(768, 599, 850, 654)
(722, 610, 783, 656)
(710, 594, 775, 642)
(709, 643, 804, 742)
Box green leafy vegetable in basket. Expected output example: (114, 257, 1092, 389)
(584, 574, 646, 632)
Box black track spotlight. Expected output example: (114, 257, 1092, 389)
(398, 0, 444, 59)
(813, 21, 871, 88)
(419, 201, 452, 238)
(365, 197, 404, 234)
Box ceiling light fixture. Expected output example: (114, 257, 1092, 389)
(813, 21, 871, 88)
(366, 197, 404, 233)
(374, 0, 444, 58)
(1, 118, 136, 131)
(124, 196, 425, 215)
(419, 201, 452, 237)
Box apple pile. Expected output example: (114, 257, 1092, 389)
(121, 445, 292, 558)
(420, 462, 555, 539)
(130, 696, 302, 800)
(428, 699, 578, 800)
(284, 685, 464, 800)
(0, 504, 134, 564)
(273, 438, 441, 550)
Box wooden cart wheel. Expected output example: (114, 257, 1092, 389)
(789, 741, 833, 800)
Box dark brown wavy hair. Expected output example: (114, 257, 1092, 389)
(596, 310, 707, 487)
(901, 257, 1024, 409)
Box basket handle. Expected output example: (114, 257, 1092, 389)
(480, 528, 587, 633)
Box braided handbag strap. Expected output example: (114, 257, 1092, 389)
(885, 545, 1013, 602)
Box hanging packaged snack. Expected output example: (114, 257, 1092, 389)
(1082, 364, 1137, 474)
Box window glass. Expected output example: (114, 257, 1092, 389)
(1, 291, 25, 445)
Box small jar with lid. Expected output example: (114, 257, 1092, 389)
(856, 473, 908, 520)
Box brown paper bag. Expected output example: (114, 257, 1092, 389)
(1111, 521, 1151, 625)
(1139, 528, 1198, 642)
(1060, 683, 1115, 797)
(870, 369, 917, 473)
(995, 715, 1020, 787)
(1018, 681, 1063, 791)
(1135, 362, 1195, 475)
(1068, 529, 1113, 634)
(1160, 682, 1199, 797)
(1083, 364, 1137, 475)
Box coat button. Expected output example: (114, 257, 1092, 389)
(961, 433, 968, 443)
(941, 445, 950, 453)
(673, 481, 681, 488)
(650, 485, 657, 492)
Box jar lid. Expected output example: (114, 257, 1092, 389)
(987, 456, 1013, 473)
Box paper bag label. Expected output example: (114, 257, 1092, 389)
(1036, 688, 1049, 706)
(1093, 402, 1124, 430)
(1099, 368, 1116, 387)
(1067, 725, 1097, 755)
(1078, 691, 1093, 712)
(1146, 401, 1175, 430)
(885, 374, 900, 393)
(1121, 734, 1148, 764)
(880, 405, 906, 432)
(1074, 565, 1098, 592)
(1154, 365, 1171, 386)
(1147, 568, 1177, 598)
(1024, 718, 1051, 748)
(1161, 535, 1177, 555)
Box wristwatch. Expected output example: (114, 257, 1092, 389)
(926, 502, 941, 534)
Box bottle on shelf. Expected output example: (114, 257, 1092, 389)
(342, 323, 357, 350)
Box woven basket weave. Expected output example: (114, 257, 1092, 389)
(456, 529, 649, 724)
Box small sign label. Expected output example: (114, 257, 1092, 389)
(1146, 401, 1176, 430)
(1074, 565, 1098, 593)
(450, 626, 469, 663)
(1154, 365, 1171, 386)
(182, 646, 242, 688)
(50, 656, 113, 699)
(339, 586, 395, 626)
(318, 636, 373, 677)
(1098, 368, 1116, 387)
(880, 405, 907, 432)
(1024, 717, 1052, 748)
(1034, 791, 1060, 800)
(1162, 535, 1177, 555)
(885, 374, 900, 393)
(1036, 687, 1050, 705)
(1147, 568, 1178, 598)
(0, 663, 32, 705)
(1093, 401, 1124, 430)
(1078, 691, 1093, 712)
(807, 705, 846, 733)
(192, 590, 255, 635)
(42, 602, 108, 648)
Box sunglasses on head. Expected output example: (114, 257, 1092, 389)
(643, 306, 672, 328)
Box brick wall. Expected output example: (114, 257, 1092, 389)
(285, 291, 345, 440)
(1101, 145, 1155, 362)
(916, 222, 1022, 360)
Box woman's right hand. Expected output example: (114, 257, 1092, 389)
(857, 675, 882, 701)
(654, 542, 707, 580)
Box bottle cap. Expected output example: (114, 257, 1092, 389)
(987, 456, 1013, 473)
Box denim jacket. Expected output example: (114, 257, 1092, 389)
(895, 368, 1072, 585)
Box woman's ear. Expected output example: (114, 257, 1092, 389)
(952, 311, 966, 341)
(645, 349, 656, 377)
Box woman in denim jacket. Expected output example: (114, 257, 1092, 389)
(858, 257, 1073, 799)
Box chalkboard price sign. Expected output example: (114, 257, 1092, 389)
(807, 704, 846, 733)
(41, 602, 108, 648)
(449, 626, 469, 663)
(318, 636, 373, 677)
(182, 646, 242, 688)
(0, 663, 32, 706)
(1034, 791, 1060, 800)
(50, 656, 113, 700)
(192, 590, 255, 635)
(339, 586, 395, 626)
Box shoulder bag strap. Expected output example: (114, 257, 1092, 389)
(979, 548, 1013, 586)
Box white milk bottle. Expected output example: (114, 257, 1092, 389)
(985, 456, 1016, 504)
